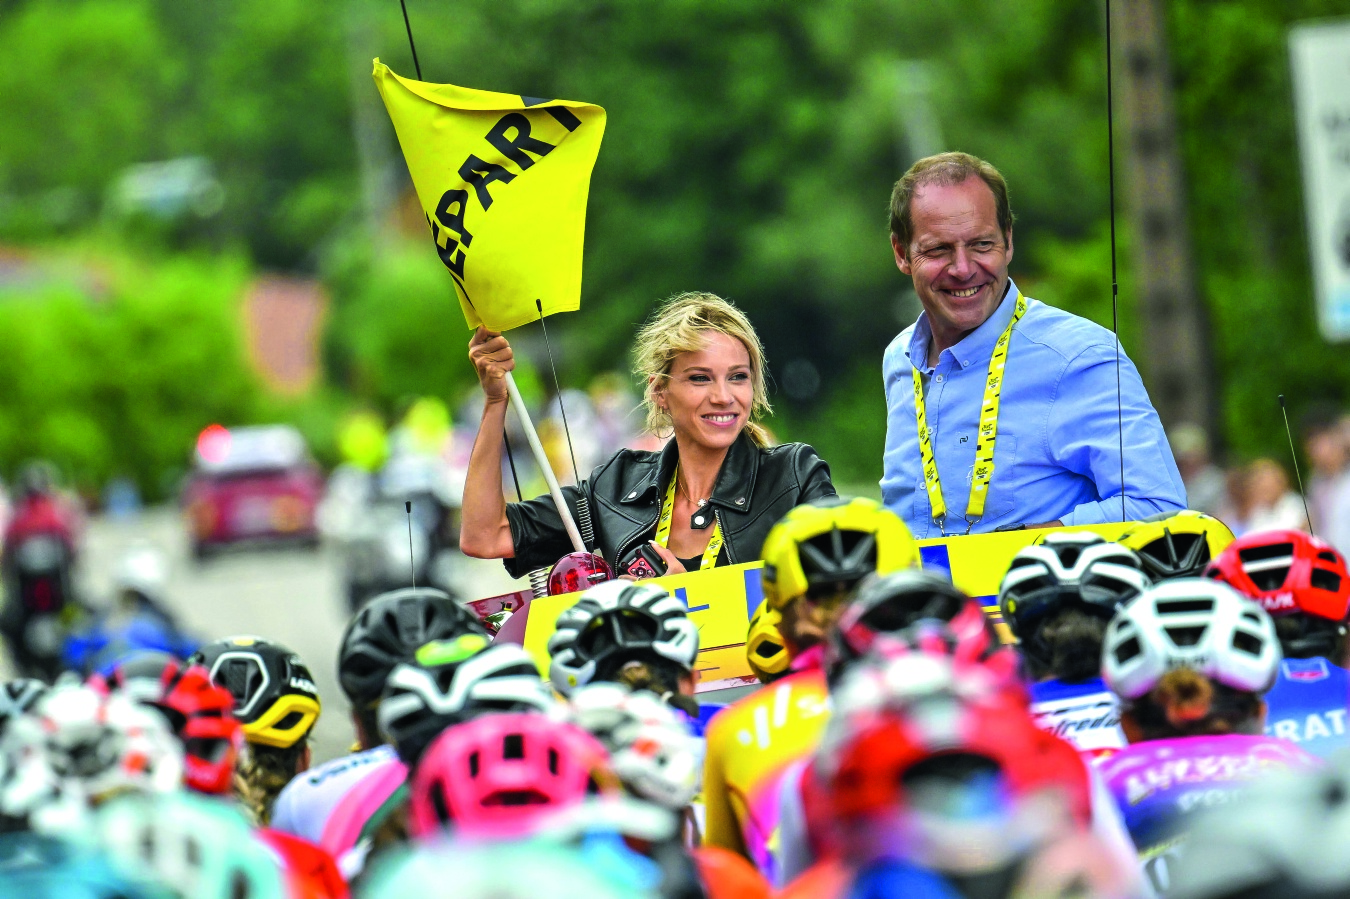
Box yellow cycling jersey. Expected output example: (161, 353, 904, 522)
(701, 668, 830, 881)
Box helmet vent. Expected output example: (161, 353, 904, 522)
(1318, 551, 1340, 564)
(1156, 598, 1214, 615)
(1165, 625, 1207, 647)
(1239, 543, 1295, 590)
(230, 870, 250, 899)
(548, 748, 560, 775)
(1057, 547, 1083, 568)
(274, 711, 304, 731)
(1311, 570, 1342, 593)
(469, 751, 481, 777)
(1241, 610, 1263, 625)
(503, 733, 525, 760)
(1114, 635, 1142, 664)
(1232, 631, 1263, 657)
(754, 640, 783, 659)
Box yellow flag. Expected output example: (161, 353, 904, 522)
(373, 60, 606, 332)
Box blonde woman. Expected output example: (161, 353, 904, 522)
(461, 292, 835, 578)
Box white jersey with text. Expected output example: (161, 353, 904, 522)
(1029, 677, 1125, 759)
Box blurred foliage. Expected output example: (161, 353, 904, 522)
(0, 0, 1344, 493)
(0, 248, 261, 495)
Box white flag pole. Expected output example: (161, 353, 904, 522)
(503, 370, 586, 553)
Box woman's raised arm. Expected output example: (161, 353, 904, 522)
(459, 327, 517, 560)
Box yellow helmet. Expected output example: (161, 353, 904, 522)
(760, 496, 919, 611)
(745, 604, 790, 682)
(188, 636, 321, 750)
(1119, 510, 1236, 581)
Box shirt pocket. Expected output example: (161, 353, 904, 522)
(978, 434, 1018, 526)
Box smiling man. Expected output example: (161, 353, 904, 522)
(880, 152, 1185, 536)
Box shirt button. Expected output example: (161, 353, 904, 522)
(935, 375, 944, 383)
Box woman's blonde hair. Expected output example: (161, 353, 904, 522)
(233, 741, 307, 826)
(633, 292, 772, 447)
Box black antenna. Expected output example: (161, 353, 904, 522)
(1278, 395, 1316, 536)
(535, 299, 595, 549)
(398, 0, 423, 80)
(404, 500, 418, 589)
(535, 299, 582, 484)
(503, 432, 523, 502)
(1106, 0, 1126, 524)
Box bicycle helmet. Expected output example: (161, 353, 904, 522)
(337, 587, 486, 709)
(547, 581, 698, 696)
(189, 636, 321, 750)
(1170, 758, 1350, 899)
(998, 532, 1150, 670)
(820, 654, 1091, 833)
(827, 569, 973, 672)
(2, 683, 183, 811)
(567, 683, 703, 809)
(1207, 529, 1350, 619)
(1120, 510, 1235, 581)
(0, 679, 48, 736)
(760, 496, 920, 612)
(745, 603, 789, 683)
(378, 636, 556, 765)
(0, 832, 166, 899)
(1102, 578, 1281, 701)
(361, 840, 641, 899)
(91, 650, 184, 705)
(150, 664, 243, 795)
(90, 791, 288, 899)
(407, 713, 621, 841)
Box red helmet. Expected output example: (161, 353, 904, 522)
(408, 712, 621, 841)
(821, 654, 1090, 829)
(1206, 529, 1350, 622)
(153, 663, 244, 794)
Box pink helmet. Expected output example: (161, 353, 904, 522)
(407, 712, 621, 840)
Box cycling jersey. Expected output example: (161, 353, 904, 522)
(269, 746, 406, 879)
(1263, 657, 1350, 759)
(1100, 734, 1318, 893)
(701, 668, 829, 881)
(1029, 677, 1125, 760)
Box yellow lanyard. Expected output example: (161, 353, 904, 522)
(654, 467, 724, 570)
(912, 290, 1027, 536)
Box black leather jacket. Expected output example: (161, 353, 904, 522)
(502, 431, 835, 579)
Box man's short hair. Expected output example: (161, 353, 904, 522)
(889, 152, 1014, 252)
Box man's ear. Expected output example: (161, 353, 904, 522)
(891, 234, 912, 276)
(1004, 228, 1014, 265)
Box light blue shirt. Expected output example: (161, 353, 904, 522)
(881, 280, 1186, 537)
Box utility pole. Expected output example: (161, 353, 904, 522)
(1111, 0, 1215, 446)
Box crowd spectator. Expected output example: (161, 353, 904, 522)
(1169, 423, 1226, 516)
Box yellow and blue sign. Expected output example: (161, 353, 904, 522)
(520, 522, 1141, 688)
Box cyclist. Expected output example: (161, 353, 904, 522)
(269, 587, 484, 878)
(1119, 510, 1235, 582)
(189, 636, 323, 824)
(779, 652, 1132, 899)
(998, 532, 1151, 758)
(1099, 577, 1319, 893)
(548, 580, 701, 716)
(1205, 529, 1350, 758)
(701, 496, 919, 879)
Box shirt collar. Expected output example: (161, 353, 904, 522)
(905, 278, 1020, 372)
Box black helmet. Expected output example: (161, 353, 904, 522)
(825, 569, 972, 678)
(189, 636, 321, 749)
(337, 587, 486, 709)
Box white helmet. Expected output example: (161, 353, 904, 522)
(567, 683, 703, 809)
(547, 581, 699, 696)
(1102, 578, 1281, 701)
(0, 684, 183, 831)
(113, 544, 169, 603)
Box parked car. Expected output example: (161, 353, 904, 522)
(182, 425, 323, 558)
